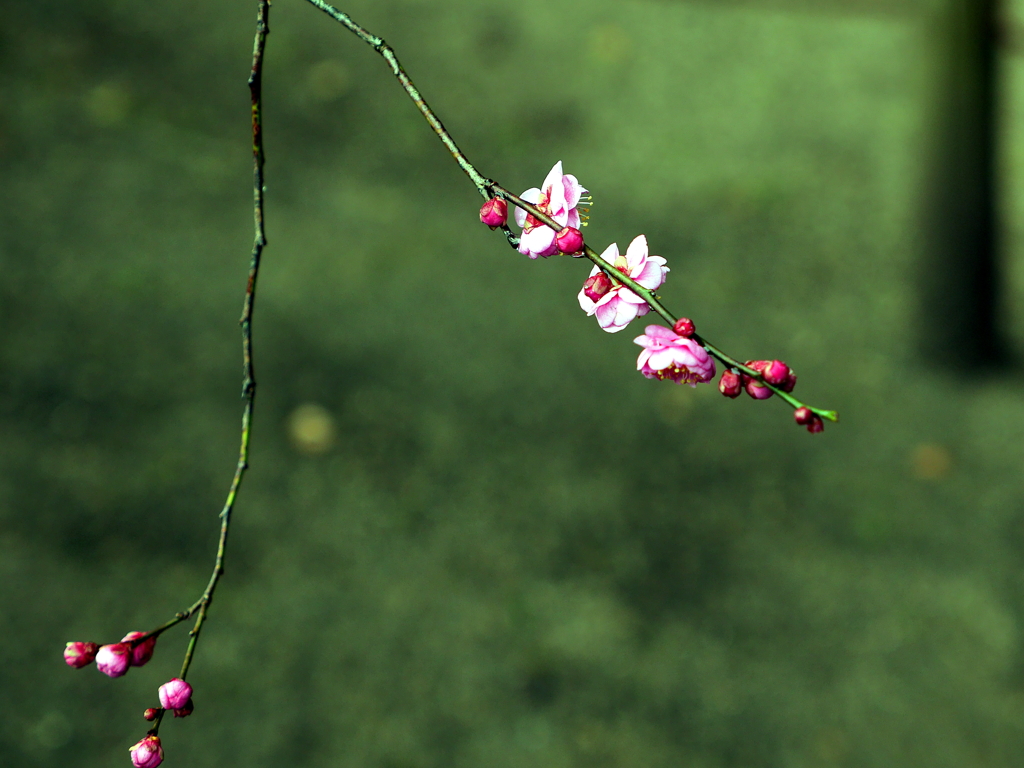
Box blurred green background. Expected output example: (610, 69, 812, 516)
(4, 0, 1024, 765)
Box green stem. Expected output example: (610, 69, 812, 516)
(149, 0, 270, 737)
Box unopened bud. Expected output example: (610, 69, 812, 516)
(719, 370, 742, 398)
(64, 641, 99, 669)
(158, 678, 193, 711)
(672, 318, 695, 338)
(96, 643, 132, 678)
(583, 272, 613, 302)
(143, 708, 159, 722)
(173, 698, 194, 718)
(554, 226, 584, 254)
(806, 414, 824, 434)
(742, 361, 774, 400)
(763, 360, 790, 386)
(793, 407, 814, 425)
(122, 631, 157, 667)
(782, 371, 797, 393)
(744, 377, 773, 400)
(129, 735, 163, 768)
(479, 198, 507, 228)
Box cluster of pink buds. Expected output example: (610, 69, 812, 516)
(718, 359, 822, 432)
(65, 631, 158, 677)
(64, 630, 197, 765)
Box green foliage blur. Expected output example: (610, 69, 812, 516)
(3, 0, 1024, 766)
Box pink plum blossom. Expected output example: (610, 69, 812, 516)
(122, 631, 157, 667)
(96, 643, 132, 678)
(64, 641, 99, 669)
(129, 735, 163, 768)
(514, 161, 587, 258)
(634, 325, 716, 386)
(158, 678, 193, 711)
(578, 235, 668, 333)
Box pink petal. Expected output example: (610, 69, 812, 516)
(598, 242, 619, 263)
(595, 299, 620, 329)
(578, 289, 597, 314)
(541, 162, 564, 195)
(644, 325, 678, 342)
(618, 287, 646, 304)
(521, 226, 555, 256)
(647, 349, 675, 370)
(635, 256, 669, 289)
(562, 174, 585, 209)
(636, 349, 652, 370)
(612, 300, 641, 330)
(567, 209, 581, 229)
(514, 188, 542, 228)
(624, 235, 648, 272)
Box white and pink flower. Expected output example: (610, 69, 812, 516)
(514, 161, 587, 258)
(578, 235, 668, 333)
(634, 325, 716, 386)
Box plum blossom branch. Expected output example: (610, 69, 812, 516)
(300, 1, 836, 425)
(147, 0, 270, 744)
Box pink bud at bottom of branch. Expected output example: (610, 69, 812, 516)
(719, 371, 742, 398)
(173, 698, 194, 718)
(554, 226, 584, 254)
(479, 198, 507, 228)
(744, 377, 773, 400)
(794, 407, 824, 433)
(64, 642, 99, 669)
(121, 631, 157, 667)
(742, 361, 773, 400)
(158, 678, 193, 711)
(96, 643, 132, 678)
(143, 708, 159, 722)
(129, 735, 163, 768)
(582, 272, 613, 302)
(672, 318, 695, 338)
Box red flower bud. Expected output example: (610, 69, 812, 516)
(582, 272, 613, 302)
(479, 198, 507, 228)
(744, 377, 773, 400)
(782, 371, 797, 393)
(96, 643, 132, 678)
(793, 407, 814, 425)
(143, 708, 159, 722)
(719, 370, 742, 398)
(173, 698, 194, 718)
(672, 318, 695, 338)
(158, 678, 193, 711)
(806, 414, 824, 433)
(763, 360, 790, 386)
(129, 735, 163, 768)
(121, 631, 157, 667)
(64, 641, 99, 669)
(554, 226, 584, 254)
